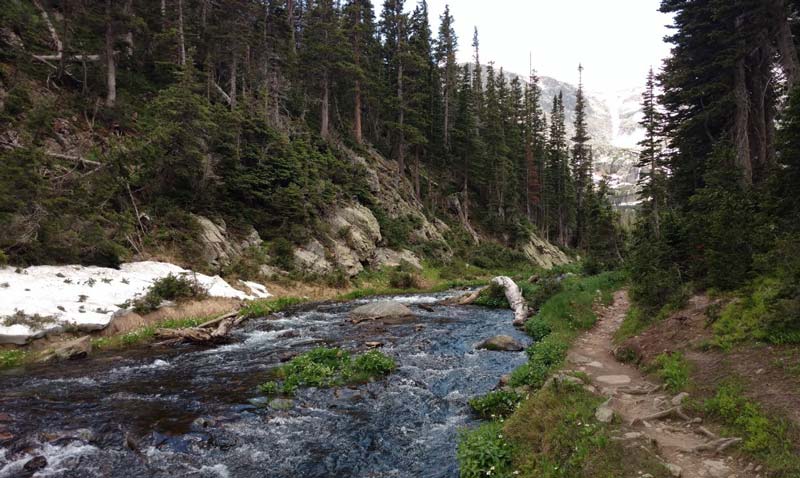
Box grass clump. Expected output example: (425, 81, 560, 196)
(0, 349, 28, 369)
(651, 352, 690, 392)
(457, 421, 515, 478)
(524, 318, 551, 342)
(469, 390, 525, 420)
(1, 311, 58, 330)
(239, 296, 307, 319)
(131, 274, 207, 314)
(259, 347, 396, 396)
(704, 383, 800, 475)
(501, 382, 670, 478)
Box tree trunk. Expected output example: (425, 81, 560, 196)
(287, 0, 296, 54)
(443, 83, 450, 147)
(773, 0, 800, 89)
(105, 0, 116, 107)
(491, 276, 530, 326)
(177, 0, 186, 66)
(397, 61, 405, 176)
(354, 79, 363, 143)
(229, 54, 237, 109)
(321, 71, 330, 138)
(733, 50, 752, 184)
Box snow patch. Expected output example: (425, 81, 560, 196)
(0, 261, 269, 344)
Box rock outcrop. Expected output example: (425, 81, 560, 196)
(38, 336, 92, 362)
(193, 215, 262, 269)
(371, 248, 423, 270)
(521, 232, 571, 269)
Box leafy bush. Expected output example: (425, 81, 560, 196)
(131, 274, 207, 314)
(473, 283, 509, 308)
(704, 383, 800, 474)
(269, 238, 296, 271)
(651, 352, 689, 392)
(260, 347, 396, 396)
(524, 319, 551, 342)
(388, 268, 421, 289)
(469, 390, 524, 419)
(457, 421, 515, 478)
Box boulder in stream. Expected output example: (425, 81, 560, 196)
(38, 336, 92, 362)
(350, 301, 416, 324)
(477, 335, 524, 352)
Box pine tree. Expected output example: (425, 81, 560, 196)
(636, 67, 667, 238)
(342, 0, 380, 144)
(435, 5, 458, 150)
(524, 68, 546, 226)
(380, 0, 409, 175)
(570, 64, 592, 247)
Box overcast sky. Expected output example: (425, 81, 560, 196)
(422, 0, 673, 94)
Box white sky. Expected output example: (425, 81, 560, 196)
(423, 0, 673, 94)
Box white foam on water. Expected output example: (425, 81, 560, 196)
(0, 442, 100, 478)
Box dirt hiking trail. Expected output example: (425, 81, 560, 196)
(563, 290, 763, 478)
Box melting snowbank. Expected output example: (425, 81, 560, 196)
(0, 261, 270, 344)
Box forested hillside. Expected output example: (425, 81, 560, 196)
(0, 0, 619, 276)
(629, 0, 800, 343)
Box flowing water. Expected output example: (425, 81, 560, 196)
(0, 292, 528, 478)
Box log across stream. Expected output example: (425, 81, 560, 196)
(0, 291, 529, 478)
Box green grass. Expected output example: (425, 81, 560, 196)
(703, 383, 800, 475)
(91, 315, 214, 350)
(500, 382, 670, 478)
(651, 352, 690, 392)
(460, 271, 634, 478)
(258, 347, 396, 396)
(239, 297, 307, 319)
(469, 390, 526, 420)
(0, 349, 28, 369)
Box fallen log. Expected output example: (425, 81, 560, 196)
(439, 287, 487, 306)
(491, 276, 530, 326)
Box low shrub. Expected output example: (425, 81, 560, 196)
(260, 347, 396, 396)
(131, 274, 207, 314)
(0, 349, 28, 369)
(526, 338, 568, 368)
(524, 319, 551, 342)
(473, 283, 509, 308)
(457, 421, 515, 478)
(469, 390, 525, 419)
(651, 352, 690, 392)
(704, 383, 800, 474)
(388, 268, 421, 290)
(269, 238, 296, 271)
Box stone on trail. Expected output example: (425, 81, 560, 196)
(596, 374, 631, 385)
(477, 335, 524, 352)
(350, 301, 416, 324)
(595, 398, 614, 423)
(671, 392, 690, 406)
(666, 463, 683, 477)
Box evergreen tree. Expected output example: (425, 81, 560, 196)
(342, 0, 380, 144)
(636, 67, 667, 238)
(435, 5, 458, 151)
(570, 64, 592, 247)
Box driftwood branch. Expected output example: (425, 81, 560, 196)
(440, 287, 487, 306)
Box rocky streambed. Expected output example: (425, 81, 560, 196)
(0, 292, 528, 478)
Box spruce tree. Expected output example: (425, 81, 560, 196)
(435, 5, 458, 150)
(636, 67, 667, 238)
(570, 64, 592, 247)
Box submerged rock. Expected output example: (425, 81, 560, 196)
(23, 456, 47, 474)
(269, 398, 294, 410)
(350, 301, 416, 324)
(477, 335, 524, 352)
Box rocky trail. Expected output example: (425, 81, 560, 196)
(563, 290, 762, 478)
